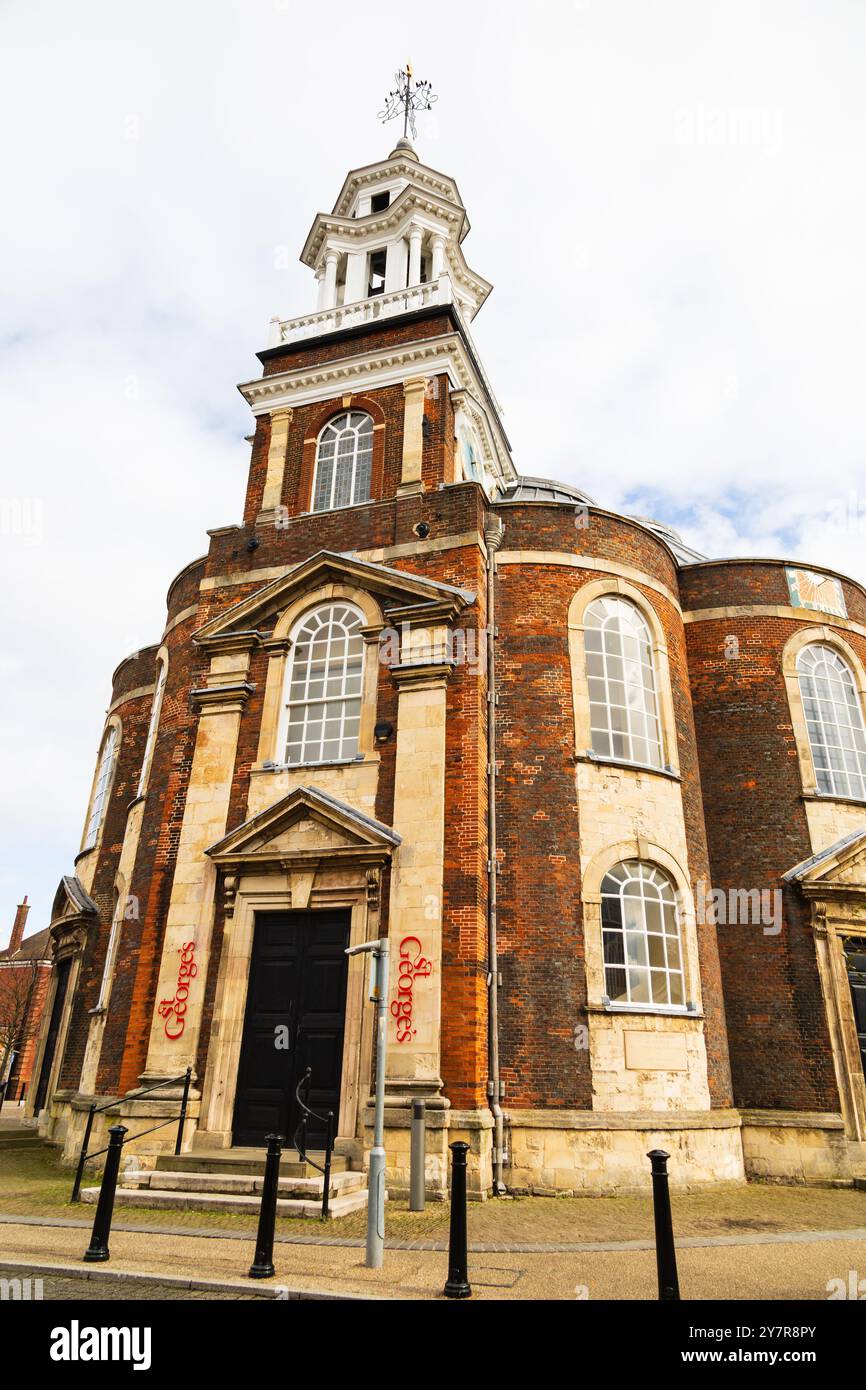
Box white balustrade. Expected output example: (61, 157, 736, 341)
(268, 276, 454, 348)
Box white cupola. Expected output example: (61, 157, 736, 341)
(267, 140, 492, 349)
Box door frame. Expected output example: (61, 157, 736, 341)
(811, 898, 866, 1143)
(231, 905, 352, 1148)
(196, 864, 383, 1151)
(27, 912, 89, 1127)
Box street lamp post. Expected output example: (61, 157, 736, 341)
(346, 937, 390, 1269)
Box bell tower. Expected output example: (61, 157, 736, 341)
(290, 134, 491, 324)
(240, 75, 514, 525)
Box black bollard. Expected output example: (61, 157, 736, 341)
(83, 1124, 127, 1263)
(249, 1133, 283, 1279)
(443, 1140, 472, 1299)
(647, 1148, 680, 1300)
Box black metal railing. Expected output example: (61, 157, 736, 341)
(70, 1067, 192, 1203)
(292, 1067, 335, 1219)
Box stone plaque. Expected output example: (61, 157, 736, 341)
(624, 1031, 688, 1072)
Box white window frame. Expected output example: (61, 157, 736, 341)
(280, 602, 366, 767)
(94, 894, 124, 1012)
(137, 656, 167, 797)
(601, 860, 687, 1012)
(797, 643, 866, 800)
(311, 411, 374, 513)
(83, 723, 118, 851)
(584, 596, 664, 768)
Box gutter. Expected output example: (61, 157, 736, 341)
(484, 516, 507, 1193)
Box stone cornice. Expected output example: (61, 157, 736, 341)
(193, 628, 262, 655)
(682, 603, 866, 639)
(389, 659, 456, 689)
(329, 155, 466, 225)
(238, 331, 513, 482)
(241, 333, 468, 408)
(190, 682, 255, 712)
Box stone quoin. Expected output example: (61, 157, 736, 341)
(25, 130, 866, 1197)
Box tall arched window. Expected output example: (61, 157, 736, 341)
(95, 888, 124, 1012)
(584, 596, 663, 767)
(83, 723, 118, 850)
(283, 603, 365, 765)
(797, 644, 866, 799)
(137, 657, 167, 796)
(312, 411, 374, 512)
(601, 860, 685, 1009)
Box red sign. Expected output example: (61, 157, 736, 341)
(391, 936, 432, 1043)
(157, 942, 197, 1040)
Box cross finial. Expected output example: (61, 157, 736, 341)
(378, 62, 438, 142)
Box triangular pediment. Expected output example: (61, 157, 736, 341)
(785, 827, 866, 891)
(50, 875, 98, 926)
(206, 785, 400, 869)
(193, 550, 474, 651)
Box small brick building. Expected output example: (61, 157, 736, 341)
(27, 138, 866, 1194)
(0, 899, 52, 1106)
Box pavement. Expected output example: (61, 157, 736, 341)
(1, 1216, 864, 1300)
(4, 1130, 866, 1300)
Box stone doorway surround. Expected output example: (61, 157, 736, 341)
(194, 785, 400, 1156)
(28, 876, 97, 1139)
(784, 828, 866, 1151)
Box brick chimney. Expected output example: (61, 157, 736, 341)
(9, 896, 30, 954)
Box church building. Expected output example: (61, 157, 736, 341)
(26, 118, 866, 1201)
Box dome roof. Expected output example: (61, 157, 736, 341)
(499, 475, 597, 506)
(626, 515, 707, 565)
(497, 477, 707, 565)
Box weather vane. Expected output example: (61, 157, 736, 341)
(378, 62, 438, 141)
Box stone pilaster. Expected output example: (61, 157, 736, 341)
(385, 655, 453, 1097)
(139, 645, 253, 1084)
(397, 377, 427, 495)
(260, 408, 292, 517)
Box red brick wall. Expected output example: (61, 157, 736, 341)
(0, 961, 50, 1100)
(492, 509, 733, 1109)
(680, 560, 860, 1112)
(59, 644, 159, 1091)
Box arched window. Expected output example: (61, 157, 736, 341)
(584, 596, 663, 767)
(312, 411, 374, 512)
(283, 603, 365, 765)
(83, 724, 118, 850)
(137, 657, 167, 796)
(95, 888, 124, 1012)
(797, 644, 866, 799)
(601, 860, 685, 1008)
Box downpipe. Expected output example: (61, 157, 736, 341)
(484, 517, 507, 1195)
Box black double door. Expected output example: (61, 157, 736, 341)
(232, 911, 350, 1148)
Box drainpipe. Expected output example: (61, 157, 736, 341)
(484, 516, 506, 1194)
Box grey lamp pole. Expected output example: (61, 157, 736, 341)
(346, 937, 390, 1269)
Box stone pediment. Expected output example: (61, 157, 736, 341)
(206, 785, 400, 872)
(784, 827, 866, 896)
(50, 875, 98, 926)
(192, 550, 475, 652)
(48, 875, 98, 957)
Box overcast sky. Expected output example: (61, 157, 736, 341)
(2, 0, 865, 940)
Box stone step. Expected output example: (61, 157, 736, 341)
(0, 1135, 42, 1150)
(155, 1149, 348, 1178)
(81, 1184, 371, 1220)
(121, 1168, 365, 1199)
